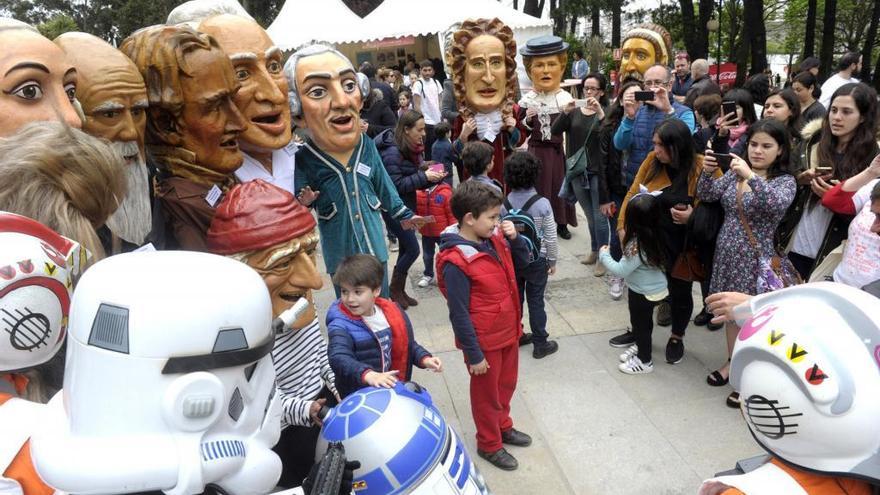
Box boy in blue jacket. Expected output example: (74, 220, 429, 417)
(327, 254, 443, 398)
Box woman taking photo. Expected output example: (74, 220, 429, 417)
(711, 88, 759, 157)
(375, 110, 447, 308)
(762, 88, 802, 144)
(791, 71, 825, 129)
(698, 119, 797, 407)
(552, 73, 612, 275)
(779, 82, 880, 280)
(612, 119, 712, 364)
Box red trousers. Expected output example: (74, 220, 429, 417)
(468, 342, 519, 452)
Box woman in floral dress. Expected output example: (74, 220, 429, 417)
(697, 119, 797, 407)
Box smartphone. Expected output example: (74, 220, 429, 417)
(814, 166, 833, 174)
(712, 152, 733, 169)
(634, 91, 655, 102)
(721, 101, 738, 123)
(428, 162, 445, 174)
(574, 99, 589, 108)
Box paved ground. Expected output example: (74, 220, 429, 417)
(311, 208, 760, 495)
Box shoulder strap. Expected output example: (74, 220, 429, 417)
(736, 187, 761, 256)
(522, 194, 542, 213)
(503, 197, 513, 212)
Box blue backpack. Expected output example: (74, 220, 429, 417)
(502, 194, 543, 262)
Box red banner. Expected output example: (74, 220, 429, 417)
(708, 63, 738, 87)
(363, 36, 415, 49)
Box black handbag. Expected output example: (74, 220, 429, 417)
(689, 200, 724, 244)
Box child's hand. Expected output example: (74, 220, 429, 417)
(309, 398, 327, 426)
(548, 265, 556, 276)
(469, 359, 489, 375)
(500, 220, 517, 239)
(364, 370, 399, 388)
(599, 244, 609, 253)
(401, 216, 428, 230)
(422, 356, 443, 372)
(504, 116, 517, 131)
(298, 186, 320, 207)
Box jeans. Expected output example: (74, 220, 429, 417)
(383, 211, 420, 277)
(628, 289, 658, 363)
(516, 257, 549, 344)
(424, 124, 436, 160)
(572, 174, 611, 253)
(422, 236, 439, 277)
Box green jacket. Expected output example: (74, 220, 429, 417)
(295, 134, 412, 274)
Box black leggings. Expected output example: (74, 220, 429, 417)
(629, 289, 659, 363)
(667, 274, 694, 337)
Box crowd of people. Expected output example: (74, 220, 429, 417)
(1, 3, 879, 494)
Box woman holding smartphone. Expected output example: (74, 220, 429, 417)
(778, 82, 879, 280)
(711, 89, 758, 157)
(698, 119, 796, 407)
(375, 110, 447, 308)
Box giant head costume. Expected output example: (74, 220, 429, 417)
(207, 179, 322, 328)
(120, 25, 246, 184)
(710, 283, 880, 489)
(520, 35, 568, 95)
(619, 23, 673, 83)
(55, 32, 153, 248)
(0, 18, 81, 137)
(282, 44, 370, 164)
(450, 18, 518, 122)
(31, 251, 282, 495)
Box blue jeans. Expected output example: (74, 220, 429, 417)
(382, 212, 420, 277)
(422, 236, 439, 277)
(517, 257, 549, 344)
(572, 174, 611, 253)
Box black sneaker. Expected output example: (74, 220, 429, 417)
(706, 318, 723, 331)
(693, 307, 711, 326)
(518, 333, 533, 346)
(657, 301, 672, 326)
(533, 341, 559, 359)
(608, 331, 636, 348)
(665, 337, 684, 364)
(558, 225, 572, 240)
(501, 428, 532, 447)
(477, 448, 518, 470)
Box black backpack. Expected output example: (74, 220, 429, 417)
(502, 194, 543, 262)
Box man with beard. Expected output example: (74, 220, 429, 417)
(197, 13, 298, 194)
(284, 44, 424, 296)
(619, 23, 673, 84)
(121, 25, 247, 251)
(55, 32, 155, 254)
(207, 179, 336, 488)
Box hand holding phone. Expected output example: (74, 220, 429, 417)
(721, 101, 738, 125)
(428, 162, 445, 174)
(712, 153, 733, 169)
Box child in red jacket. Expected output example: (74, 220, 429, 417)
(416, 180, 456, 287)
(436, 180, 533, 471)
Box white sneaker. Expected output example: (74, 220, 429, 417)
(619, 344, 638, 363)
(619, 355, 653, 374)
(388, 238, 399, 252)
(417, 275, 433, 288)
(609, 276, 625, 300)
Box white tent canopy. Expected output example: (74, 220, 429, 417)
(267, 0, 551, 51)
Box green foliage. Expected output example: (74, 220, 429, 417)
(37, 13, 78, 40)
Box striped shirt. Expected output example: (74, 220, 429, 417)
(274, 317, 336, 428)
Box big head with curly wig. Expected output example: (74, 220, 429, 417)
(450, 18, 519, 121)
(619, 23, 673, 83)
(120, 24, 247, 180)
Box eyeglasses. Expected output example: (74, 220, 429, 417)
(583, 86, 601, 92)
(643, 79, 669, 88)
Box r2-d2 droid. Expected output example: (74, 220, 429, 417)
(317, 382, 490, 494)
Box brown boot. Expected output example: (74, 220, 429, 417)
(389, 271, 409, 309)
(401, 276, 418, 307)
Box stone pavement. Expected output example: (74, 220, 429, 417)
(311, 211, 761, 495)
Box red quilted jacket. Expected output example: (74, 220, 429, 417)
(415, 183, 457, 238)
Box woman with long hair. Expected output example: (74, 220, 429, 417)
(762, 88, 802, 144)
(610, 119, 714, 363)
(698, 119, 797, 406)
(791, 71, 825, 129)
(552, 73, 612, 275)
(374, 110, 446, 308)
(779, 82, 880, 279)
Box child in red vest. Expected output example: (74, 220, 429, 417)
(435, 180, 533, 471)
(415, 179, 456, 288)
(327, 254, 442, 399)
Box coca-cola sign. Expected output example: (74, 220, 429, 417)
(708, 62, 738, 87)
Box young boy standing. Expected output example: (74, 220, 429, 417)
(327, 254, 442, 399)
(436, 181, 533, 471)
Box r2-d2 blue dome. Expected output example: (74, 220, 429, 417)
(317, 382, 490, 495)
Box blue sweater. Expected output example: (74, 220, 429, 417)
(613, 101, 695, 188)
(599, 245, 668, 299)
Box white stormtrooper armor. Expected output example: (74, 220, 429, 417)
(701, 282, 880, 494)
(0, 211, 82, 495)
(31, 251, 283, 495)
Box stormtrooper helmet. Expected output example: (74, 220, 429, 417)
(730, 282, 880, 483)
(0, 211, 83, 373)
(31, 251, 282, 495)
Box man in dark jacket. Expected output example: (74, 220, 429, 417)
(671, 52, 692, 103)
(360, 62, 398, 113)
(684, 59, 721, 109)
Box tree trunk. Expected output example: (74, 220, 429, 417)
(734, 6, 751, 86)
(694, 0, 714, 60)
(591, 4, 600, 38)
(818, 0, 837, 80)
(748, 0, 767, 74)
(859, 0, 880, 80)
(523, 0, 544, 17)
(873, 49, 880, 91)
(727, 0, 741, 62)
(550, 0, 565, 34)
(570, 14, 578, 37)
(611, 0, 622, 47)
(513, 0, 519, 10)
(679, 0, 697, 60)
(803, 0, 817, 58)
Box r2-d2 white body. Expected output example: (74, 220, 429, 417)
(31, 251, 283, 495)
(317, 382, 490, 495)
